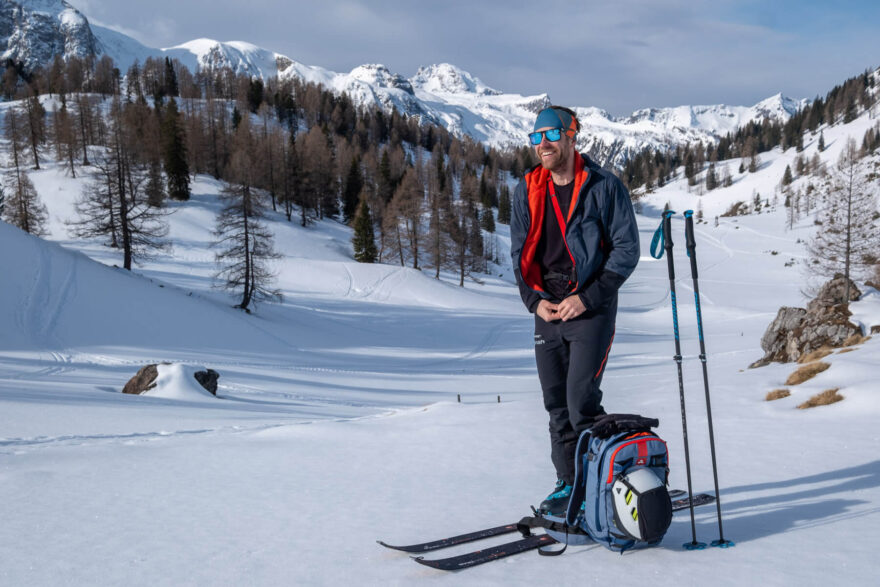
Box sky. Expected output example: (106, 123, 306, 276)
(75, 0, 880, 116)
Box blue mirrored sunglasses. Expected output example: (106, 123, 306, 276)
(528, 128, 563, 145)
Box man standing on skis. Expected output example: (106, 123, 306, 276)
(510, 106, 640, 515)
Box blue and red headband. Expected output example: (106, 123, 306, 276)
(533, 107, 578, 138)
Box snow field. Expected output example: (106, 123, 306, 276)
(1, 107, 880, 585)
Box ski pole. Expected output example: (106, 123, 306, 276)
(653, 210, 705, 550)
(683, 210, 734, 549)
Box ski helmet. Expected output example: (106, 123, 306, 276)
(611, 468, 673, 543)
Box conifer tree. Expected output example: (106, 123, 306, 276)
(68, 98, 169, 270)
(352, 194, 378, 263)
(23, 87, 46, 170)
(376, 149, 394, 203)
(480, 206, 496, 232)
(213, 117, 281, 311)
(298, 125, 336, 222)
(497, 184, 511, 224)
(145, 159, 165, 206)
(2, 171, 47, 236)
(3, 101, 47, 235)
(279, 134, 300, 223)
(393, 166, 427, 269)
(705, 163, 717, 191)
(445, 200, 470, 286)
(684, 150, 696, 186)
(342, 156, 363, 224)
(445, 173, 485, 285)
(164, 57, 179, 97)
(73, 93, 97, 166)
(53, 98, 78, 177)
(782, 164, 793, 186)
(807, 138, 880, 302)
(748, 154, 759, 173)
(161, 98, 190, 200)
(721, 165, 733, 188)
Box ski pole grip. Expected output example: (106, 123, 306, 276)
(683, 210, 698, 278)
(662, 210, 675, 279)
(662, 211, 674, 251)
(684, 210, 696, 250)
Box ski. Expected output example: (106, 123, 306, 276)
(377, 523, 519, 553)
(413, 534, 557, 571)
(675, 492, 716, 510)
(380, 492, 716, 563)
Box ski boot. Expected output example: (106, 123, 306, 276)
(539, 479, 572, 516)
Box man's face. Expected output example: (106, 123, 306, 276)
(533, 127, 573, 173)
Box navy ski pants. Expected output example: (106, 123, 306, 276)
(534, 296, 617, 485)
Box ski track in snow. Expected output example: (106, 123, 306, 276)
(0, 423, 289, 453)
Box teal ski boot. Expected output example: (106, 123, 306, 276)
(539, 479, 572, 516)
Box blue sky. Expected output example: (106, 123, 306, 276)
(77, 0, 880, 116)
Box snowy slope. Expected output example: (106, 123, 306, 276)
(2, 99, 880, 585)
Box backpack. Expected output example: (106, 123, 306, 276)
(538, 415, 672, 553)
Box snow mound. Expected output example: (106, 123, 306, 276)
(849, 286, 880, 334)
(140, 363, 216, 401)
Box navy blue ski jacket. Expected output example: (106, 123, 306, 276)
(510, 154, 640, 313)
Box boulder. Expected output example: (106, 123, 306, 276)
(122, 364, 159, 395)
(806, 274, 861, 312)
(122, 364, 220, 396)
(193, 369, 220, 396)
(750, 276, 862, 367)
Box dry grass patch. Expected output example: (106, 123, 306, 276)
(843, 333, 871, 347)
(765, 389, 791, 401)
(798, 347, 833, 363)
(797, 388, 844, 409)
(837, 347, 856, 354)
(785, 361, 831, 385)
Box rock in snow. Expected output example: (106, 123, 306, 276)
(123, 364, 219, 399)
(752, 276, 863, 367)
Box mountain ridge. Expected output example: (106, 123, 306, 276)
(2, 0, 805, 166)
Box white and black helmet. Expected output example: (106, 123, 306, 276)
(611, 468, 673, 543)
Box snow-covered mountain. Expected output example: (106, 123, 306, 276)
(0, 0, 99, 69)
(2, 0, 804, 167)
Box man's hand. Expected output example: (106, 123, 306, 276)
(536, 299, 560, 322)
(557, 295, 586, 321)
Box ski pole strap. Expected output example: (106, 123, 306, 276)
(650, 210, 676, 259)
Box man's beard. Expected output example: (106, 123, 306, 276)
(538, 144, 569, 173)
